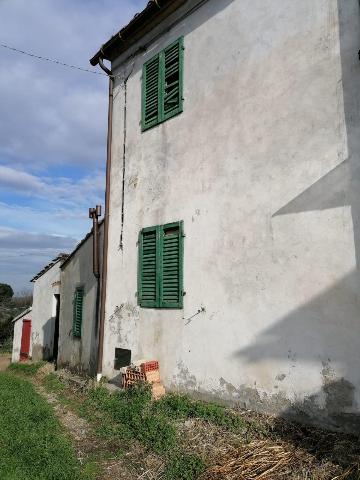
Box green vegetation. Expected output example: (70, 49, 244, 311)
(43, 373, 66, 393)
(154, 392, 246, 432)
(84, 382, 177, 454)
(0, 284, 14, 299)
(28, 372, 250, 479)
(7, 367, 359, 480)
(41, 376, 251, 479)
(8, 361, 45, 376)
(0, 372, 82, 480)
(0, 283, 32, 353)
(164, 453, 206, 480)
(79, 382, 205, 479)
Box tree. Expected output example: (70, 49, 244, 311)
(0, 284, 13, 301)
(0, 284, 32, 352)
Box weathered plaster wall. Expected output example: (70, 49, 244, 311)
(31, 264, 61, 361)
(102, 0, 360, 433)
(57, 226, 103, 375)
(11, 311, 32, 363)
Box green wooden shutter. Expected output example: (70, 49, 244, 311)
(142, 55, 161, 131)
(73, 287, 84, 337)
(138, 227, 158, 307)
(142, 37, 183, 131)
(162, 38, 184, 120)
(159, 221, 183, 308)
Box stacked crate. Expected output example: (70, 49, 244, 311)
(140, 360, 165, 399)
(121, 360, 165, 399)
(121, 365, 145, 389)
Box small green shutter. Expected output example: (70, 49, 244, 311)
(142, 55, 161, 130)
(73, 287, 84, 337)
(162, 38, 183, 120)
(159, 222, 183, 308)
(138, 227, 158, 307)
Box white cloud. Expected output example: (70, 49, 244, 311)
(0, 0, 148, 291)
(0, 165, 104, 208)
(0, 166, 43, 191)
(0, 226, 76, 250)
(0, 0, 147, 169)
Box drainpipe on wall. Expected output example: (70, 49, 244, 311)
(96, 57, 114, 381)
(89, 205, 102, 278)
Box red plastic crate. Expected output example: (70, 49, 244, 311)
(140, 360, 159, 373)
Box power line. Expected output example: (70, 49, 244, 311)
(0, 43, 107, 76)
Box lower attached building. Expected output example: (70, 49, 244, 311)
(57, 221, 103, 375)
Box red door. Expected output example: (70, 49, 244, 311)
(20, 320, 31, 362)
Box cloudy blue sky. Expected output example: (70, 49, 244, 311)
(0, 0, 147, 293)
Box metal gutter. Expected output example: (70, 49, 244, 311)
(96, 61, 114, 381)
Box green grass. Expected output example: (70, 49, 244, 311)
(43, 373, 66, 393)
(80, 383, 209, 479)
(8, 361, 45, 376)
(154, 392, 246, 432)
(37, 374, 248, 479)
(164, 453, 206, 480)
(84, 382, 177, 454)
(0, 372, 83, 480)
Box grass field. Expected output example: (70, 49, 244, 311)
(0, 372, 83, 480)
(3, 364, 360, 479)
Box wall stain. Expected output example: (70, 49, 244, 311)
(175, 361, 198, 389)
(211, 362, 360, 434)
(108, 303, 139, 344)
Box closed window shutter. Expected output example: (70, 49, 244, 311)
(163, 38, 183, 119)
(142, 55, 160, 130)
(73, 288, 83, 337)
(139, 227, 158, 307)
(159, 222, 183, 308)
(142, 37, 183, 131)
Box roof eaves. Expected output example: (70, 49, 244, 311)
(30, 253, 69, 283)
(61, 219, 104, 270)
(90, 0, 187, 66)
(12, 307, 32, 323)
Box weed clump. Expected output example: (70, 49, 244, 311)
(164, 452, 206, 480)
(8, 361, 45, 376)
(85, 382, 176, 454)
(155, 393, 246, 432)
(43, 373, 66, 393)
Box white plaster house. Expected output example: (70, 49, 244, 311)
(90, 0, 360, 433)
(57, 222, 104, 375)
(12, 307, 32, 362)
(12, 254, 67, 364)
(29, 254, 68, 362)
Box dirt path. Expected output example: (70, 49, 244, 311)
(35, 383, 136, 480)
(0, 354, 11, 371)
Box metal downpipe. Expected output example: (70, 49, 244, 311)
(97, 58, 113, 381)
